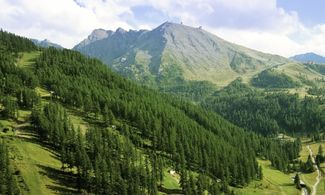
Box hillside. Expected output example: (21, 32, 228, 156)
(74, 22, 290, 88)
(0, 30, 304, 194)
(290, 52, 325, 64)
(203, 79, 325, 136)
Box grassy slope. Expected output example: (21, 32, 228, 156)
(161, 168, 181, 190)
(275, 62, 323, 83)
(299, 141, 318, 188)
(273, 62, 325, 97)
(0, 112, 77, 194)
(299, 140, 325, 194)
(235, 160, 300, 195)
(17, 51, 41, 67)
(183, 61, 325, 91)
(236, 136, 325, 195)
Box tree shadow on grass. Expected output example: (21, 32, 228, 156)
(158, 185, 183, 195)
(15, 134, 61, 160)
(37, 164, 79, 194)
(13, 127, 79, 194)
(281, 183, 295, 187)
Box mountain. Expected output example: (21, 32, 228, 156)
(31, 38, 63, 49)
(1, 29, 302, 195)
(290, 52, 325, 64)
(74, 22, 289, 87)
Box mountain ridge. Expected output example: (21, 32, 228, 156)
(74, 22, 290, 87)
(290, 52, 325, 64)
(31, 38, 63, 49)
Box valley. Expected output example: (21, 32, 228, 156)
(1, 22, 325, 195)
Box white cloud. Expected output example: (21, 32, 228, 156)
(0, 0, 324, 57)
(0, 0, 134, 48)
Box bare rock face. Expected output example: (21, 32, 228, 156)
(74, 29, 113, 49)
(74, 22, 289, 87)
(31, 39, 63, 49)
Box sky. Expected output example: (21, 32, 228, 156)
(0, 0, 324, 57)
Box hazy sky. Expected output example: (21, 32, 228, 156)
(0, 0, 324, 57)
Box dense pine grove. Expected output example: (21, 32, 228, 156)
(251, 69, 299, 88)
(204, 79, 325, 136)
(307, 63, 325, 75)
(0, 30, 304, 194)
(33, 47, 263, 192)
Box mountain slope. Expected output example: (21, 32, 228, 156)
(31, 38, 63, 49)
(74, 22, 290, 87)
(1, 30, 302, 194)
(290, 52, 325, 64)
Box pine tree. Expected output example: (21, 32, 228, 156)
(258, 165, 263, 180)
(294, 173, 301, 189)
(305, 155, 315, 173)
(316, 145, 324, 165)
(318, 145, 324, 156)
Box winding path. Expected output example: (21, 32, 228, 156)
(301, 187, 308, 195)
(307, 145, 321, 195)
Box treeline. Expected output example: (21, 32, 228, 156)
(0, 140, 20, 194)
(160, 80, 216, 102)
(204, 79, 325, 135)
(307, 63, 325, 75)
(0, 30, 40, 119)
(308, 86, 325, 96)
(252, 69, 299, 88)
(0, 30, 37, 54)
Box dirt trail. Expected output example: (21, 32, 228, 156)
(307, 145, 321, 195)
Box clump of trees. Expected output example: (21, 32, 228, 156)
(204, 79, 325, 135)
(308, 86, 325, 96)
(316, 145, 325, 166)
(294, 173, 301, 189)
(0, 140, 20, 194)
(251, 69, 299, 88)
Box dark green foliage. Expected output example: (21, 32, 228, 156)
(252, 69, 299, 88)
(160, 80, 216, 102)
(0, 30, 39, 101)
(16, 88, 40, 109)
(31, 48, 304, 193)
(315, 145, 325, 166)
(294, 173, 301, 189)
(307, 63, 325, 75)
(301, 155, 315, 173)
(308, 86, 325, 96)
(204, 80, 325, 135)
(1, 97, 18, 119)
(31, 102, 71, 146)
(31, 102, 155, 194)
(216, 77, 253, 96)
(33, 48, 265, 190)
(255, 166, 263, 180)
(0, 29, 37, 53)
(0, 140, 20, 194)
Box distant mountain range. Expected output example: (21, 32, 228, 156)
(31, 39, 63, 49)
(74, 22, 289, 87)
(290, 52, 325, 64)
